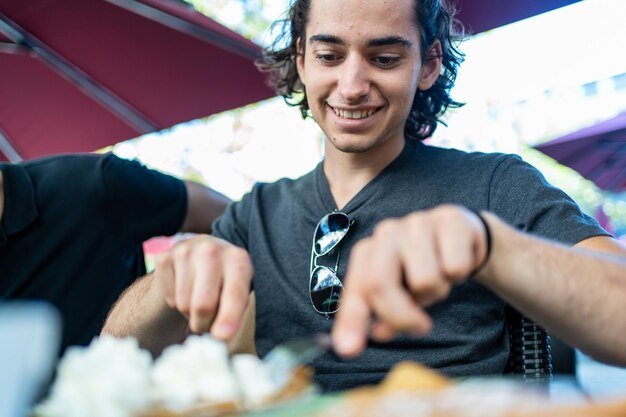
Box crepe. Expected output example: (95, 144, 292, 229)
(318, 362, 626, 417)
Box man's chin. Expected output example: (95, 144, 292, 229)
(326, 135, 379, 154)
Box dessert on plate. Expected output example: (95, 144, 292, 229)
(34, 334, 314, 417)
(318, 362, 626, 417)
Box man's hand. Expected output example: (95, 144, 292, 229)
(155, 235, 253, 340)
(332, 205, 490, 357)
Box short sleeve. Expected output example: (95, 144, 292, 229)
(100, 154, 187, 245)
(211, 185, 257, 249)
(488, 155, 610, 245)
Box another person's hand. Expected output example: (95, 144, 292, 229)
(332, 205, 490, 357)
(154, 235, 253, 340)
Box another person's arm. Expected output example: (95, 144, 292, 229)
(180, 180, 230, 234)
(102, 154, 230, 240)
(332, 206, 626, 366)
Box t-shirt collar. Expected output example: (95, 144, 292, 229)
(0, 164, 38, 246)
(315, 137, 417, 213)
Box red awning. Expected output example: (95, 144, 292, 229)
(0, 0, 275, 161)
(456, 0, 582, 34)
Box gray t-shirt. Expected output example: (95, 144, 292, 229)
(213, 139, 607, 391)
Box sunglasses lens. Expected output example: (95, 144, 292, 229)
(310, 266, 343, 314)
(314, 212, 350, 255)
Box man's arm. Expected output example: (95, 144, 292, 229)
(102, 235, 253, 355)
(333, 205, 626, 366)
(102, 273, 189, 356)
(180, 180, 231, 234)
(477, 214, 626, 366)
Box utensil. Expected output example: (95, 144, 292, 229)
(263, 334, 332, 387)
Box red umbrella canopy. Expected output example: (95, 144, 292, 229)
(455, 0, 582, 34)
(534, 113, 626, 193)
(0, 0, 275, 161)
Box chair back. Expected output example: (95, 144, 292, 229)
(549, 335, 576, 375)
(504, 306, 553, 383)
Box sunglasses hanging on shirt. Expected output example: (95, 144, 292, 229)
(309, 211, 354, 318)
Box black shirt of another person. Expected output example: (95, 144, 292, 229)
(0, 153, 187, 353)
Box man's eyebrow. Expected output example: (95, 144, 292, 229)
(309, 34, 344, 45)
(308, 34, 414, 49)
(367, 36, 414, 48)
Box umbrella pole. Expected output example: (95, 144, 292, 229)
(0, 128, 22, 162)
(107, 0, 262, 61)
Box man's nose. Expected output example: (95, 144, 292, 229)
(337, 56, 370, 102)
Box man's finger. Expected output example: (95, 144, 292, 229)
(332, 238, 386, 357)
(370, 320, 397, 342)
(211, 247, 253, 341)
(155, 253, 176, 308)
(436, 208, 480, 281)
(332, 290, 370, 357)
(188, 245, 223, 333)
(173, 245, 194, 317)
(371, 284, 432, 335)
(399, 219, 445, 307)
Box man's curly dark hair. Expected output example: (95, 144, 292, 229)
(258, 0, 466, 140)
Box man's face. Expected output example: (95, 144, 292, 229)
(296, 0, 440, 155)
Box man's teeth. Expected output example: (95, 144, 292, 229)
(334, 108, 375, 119)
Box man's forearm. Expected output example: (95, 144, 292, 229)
(478, 213, 626, 366)
(102, 273, 189, 356)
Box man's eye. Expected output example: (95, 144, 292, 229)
(374, 56, 400, 67)
(316, 54, 339, 63)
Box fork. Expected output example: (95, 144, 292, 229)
(262, 333, 332, 387)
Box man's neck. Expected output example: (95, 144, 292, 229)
(323, 138, 404, 210)
(0, 171, 4, 221)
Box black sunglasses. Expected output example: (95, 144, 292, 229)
(309, 211, 354, 317)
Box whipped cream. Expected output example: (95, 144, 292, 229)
(34, 336, 153, 417)
(232, 353, 281, 408)
(151, 334, 240, 410)
(35, 334, 287, 417)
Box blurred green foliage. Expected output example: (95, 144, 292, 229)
(183, 0, 274, 42)
(522, 147, 626, 236)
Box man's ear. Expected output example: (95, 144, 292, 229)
(418, 39, 442, 91)
(295, 37, 305, 83)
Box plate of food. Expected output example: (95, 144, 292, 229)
(34, 335, 626, 417)
(33, 335, 318, 417)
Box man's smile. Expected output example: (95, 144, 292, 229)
(328, 105, 383, 120)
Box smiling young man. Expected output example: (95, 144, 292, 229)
(294, 1, 441, 210)
(104, 0, 626, 392)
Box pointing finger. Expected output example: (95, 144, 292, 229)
(211, 247, 253, 341)
(332, 289, 370, 357)
(188, 243, 223, 333)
